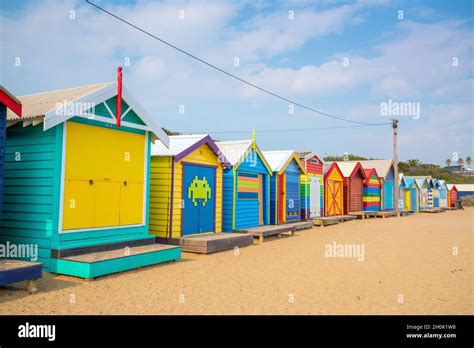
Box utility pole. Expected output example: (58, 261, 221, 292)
(392, 118, 400, 217)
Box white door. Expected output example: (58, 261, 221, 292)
(309, 176, 321, 217)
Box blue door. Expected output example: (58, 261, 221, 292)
(286, 172, 300, 221)
(410, 188, 417, 212)
(434, 194, 439, 207)
(383, 181, 393, 210)
(182, 164, 216, 235)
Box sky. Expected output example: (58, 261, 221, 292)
(1, 0, 473, 165)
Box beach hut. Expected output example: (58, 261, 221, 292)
(296, 152, 324, 219)
(262, 151, 306, 224)
(454, 184, 474, 199)
(438, 180, 448, 208)
(413, 178, 429, 210)
(446, 184, 457, 207)
(215, 135, 272, 232)
(340, 160, 395, 211)
(362, 168, 381, 212)
(399, 174, 408, 210)
(149, 134, 231, 240)
(0, 86, 22, 216)
(0, 79, 182, 279)
(404, 178, 419, 212)
(331, 162, 366, 214)
(432, 178, 441, 208)
(323, 162, 345, 216)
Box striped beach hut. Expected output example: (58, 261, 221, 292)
(341, 160, 395, 211)
(324, 162, 344, 216)
(216, 135, 272, 232)
(438, 180, 448, 208)
(296, 152, 324, 219)
(0, 80, 181, 278)
(149, 134, 231, 240)
(331, 162, 366, 214)
(413, 177, 429, 210)
(446, 184, 457, 207)
(362, 168, 381, 211)
(262, 151, 306, 224)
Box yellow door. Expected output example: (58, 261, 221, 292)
(63, 121, 146, 230)
(404, 189, 411, 211)
(120, 182, 144, 225)
(94, 181, 121, 227)
(63, 180, 94, 230)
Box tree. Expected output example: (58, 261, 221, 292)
(407, 159, 421, 167)
(457, 158, 464, 167)
(445, 159, 452, 167)
(466, 156, 472, 168)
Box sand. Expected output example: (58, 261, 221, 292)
(0, 208, 472, 315)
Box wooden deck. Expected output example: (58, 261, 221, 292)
(62, 244, 179, 263)
(420, 208, 443, 213)
(313, 217, 339, 227)
(329, 215, 357, 222)
(376, 210, 397, 218)
(235, 221, 313, 243)
(0, 259, 42, 293)
(400, 210, 414, 216)
(349, 211, 378, 220)
(180, 233, 253, 253)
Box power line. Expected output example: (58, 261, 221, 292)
(183, 124, 388, 135)
(86, 0, 391, 127)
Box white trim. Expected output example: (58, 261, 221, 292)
(60, 223, 145, 234)
(22, 119, 34, 127)
(142, 131, 149, 225)
(58, 123, 67, 234)
(121, 106, 132, 120)
(43, 82, 169, 147)
(103, 100, 116, 120)
(32, 117, 44, 126)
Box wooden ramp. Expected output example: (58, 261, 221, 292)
(235, 221, 313, 243)
(56, 243, 181, 279)
(376, 210, 397, 218)
(0, 259, 42, 293)
(313, 217, 339, 227)
(180, 233, 253, 253)
(400, 210, 414, 216)
(329, 215, 357, 222)
(349, 211, 378, 220)
(420, 208, 442, 213)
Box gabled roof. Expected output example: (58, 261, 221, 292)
(215, 139, 272, 173)
(6, 82, 169, 146)
(446, 184, 457, 191)
(330, 161, 366, 179)
(151, 134, 231, 168)
(295, 151, 325, 164)
(405, 178, 419, 189)
(324, 162, 344, 179)
(399, 173, 408, 188)
(452, 184, 474, 192)
(410, 177, 429, 189)
(438, 180, 448, 189)
(340, 159, 395, 180)
(0, 85, 22, 116)
(262, 150, 306, 174)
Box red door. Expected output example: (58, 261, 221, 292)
(350, 177, 363, 212)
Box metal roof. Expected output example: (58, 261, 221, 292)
(215, 139, 253, 166)
(338, 159, 394, 179)
(328, 161, 363, 178)
(452, 184, 474, 192)
(151, 134, 208, 156)
(262, 150, 294, 172)
(6, 82, 113, 120)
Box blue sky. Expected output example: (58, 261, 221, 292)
(1, 0, 472, 165)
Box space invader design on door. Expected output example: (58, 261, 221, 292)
(188, 176, 211, 206)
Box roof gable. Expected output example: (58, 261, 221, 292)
(262, 150, 306, 174)
(216, 139, 272, 173)
(324, 162, 344, 180)
(0, 86, 22, 116)
(7, 82, 169, 147)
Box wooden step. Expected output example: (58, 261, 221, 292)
(180, 233, 253, 253)
(0, 259, 42, 293)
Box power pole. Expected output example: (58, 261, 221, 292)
(392, 118, 400, 217)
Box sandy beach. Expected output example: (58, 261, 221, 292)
(0, 208, 472, 315)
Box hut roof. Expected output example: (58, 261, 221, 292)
(339, 159, 394, 179)
(262, 150, 306, 174)
(453, 184, 474, 192)
(329, 161, 366, 179)
(216, 139, 272, 173)
(151, 134, 231, 168)
(5, 82, 169, 146)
